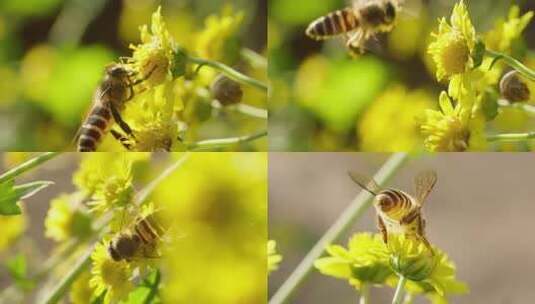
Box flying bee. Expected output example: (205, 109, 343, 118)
(306, 0, 403, 56)
(108, 210, 167, 262)
(76, 63, 154, 152)
(349, 170, 437, 253)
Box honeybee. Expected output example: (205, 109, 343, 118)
(108, 210, 167, 262)
(306, 0, 402, 56)
(77, 63, 153, 152)
(349, 170, 437, 253)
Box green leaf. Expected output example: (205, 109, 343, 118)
(0, 180, 54, 215)
(6, 254, 34, 290)
(472, 39, 486, 69)
(481, 89, 499, 121)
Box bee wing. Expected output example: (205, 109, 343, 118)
(348, 171, 382, 195)
(413, 170, 437, 206)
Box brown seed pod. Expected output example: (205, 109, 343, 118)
(210, 74, 243, 106)
(500, 70, 530, 103)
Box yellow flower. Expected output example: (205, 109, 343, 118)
(127, 6, 176, 87)
(485, 6, 533, 53)
(419, 92, 486, 152)
(388, 235, 468, 300)
(158, 153, 267, 304)
(44, 193, 93, 242)
(122, 81, 181, 152)
(0, 214, 26, 251)
(90, 242, 134, 304)
(73, 154, 135, 214)
(195, 5, 244, 63)
(315, 233, 394, 290)
(428, 0, 476, 81)
(70, 270, 93, 304)
(268, 240, 282, 273)
(358, 86, 433, 152)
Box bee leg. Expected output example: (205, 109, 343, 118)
(346, 31, 365, 57)
(110, 103, 136, 140)
(377, 215, 388, 244)
(416, 217, 434, 255)
(417, 234, 434, 256)
(400, 208, 421, 225)
(131, 65, 158, 86)
(110, 129, 133, 150)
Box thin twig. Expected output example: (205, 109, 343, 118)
(185, 130, 267, 151)
(487, 132, 535, 142)
(392, 276, 407, 304)
(188, 56, 268, 92)
(269, 153, 409, 304)
(486, 49, 535, 81)
(240, 48, 267, 69)
(498, 99, 535, 115)
(0, 152, 60, 183)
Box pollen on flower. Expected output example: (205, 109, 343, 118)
(428, 0, 476, 81)
(127, 6, 176, 88)
(419, 92, 486, 152)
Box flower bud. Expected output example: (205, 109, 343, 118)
(500, 70, 530, 103)
(210, 74, 243, 106)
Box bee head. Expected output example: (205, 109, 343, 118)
(108, 242, 123, 261)
(384, 1, 397, 23)
(375, 193, 394, 212)
(106, 64, 130, 79)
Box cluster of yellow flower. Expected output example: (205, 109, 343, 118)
(315, 233, 467, 303)
(421, 0, 533, 151)
(98, 6, 267, 152)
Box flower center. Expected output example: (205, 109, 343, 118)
(440, 34, 470, 77)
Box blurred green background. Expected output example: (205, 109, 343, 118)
(0, 0, 266, 151)
(268, 0, 535, 151)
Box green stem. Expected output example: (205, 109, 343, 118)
(487, 132, 535, 142)
(486, 49, 535, 81)
(269, 153, 409, 304)
(143, 270, 161, 304)
(392, 276, 407, 304)
(185, 130, 267, 151)
(359, 284, 370, 304)
(0, 152, 60, 183)
(235, 103, 268, 119)
(38, 154, 191, 304)
(41, 249, 92, 304)
(240, 48, 267, 69)
(498, 99, 535, 115)
(188, 56, 268, 92)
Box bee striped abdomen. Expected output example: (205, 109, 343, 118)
(78, 105, 111, 152)
(380, 189, 413, 216)
(306, 8, 359, 39)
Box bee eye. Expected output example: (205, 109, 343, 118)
(385, 2, 396, 22)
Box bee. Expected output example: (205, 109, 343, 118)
(349, 170, 437, 253)
(108, 210, 167, 262)
(77, 63, 153, 152)
(306, 0, 401, 56)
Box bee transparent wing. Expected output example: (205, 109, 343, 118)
(413, 170, 437, 206)
(348, 171, 382, 195)
(396, 0, 423, 19)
